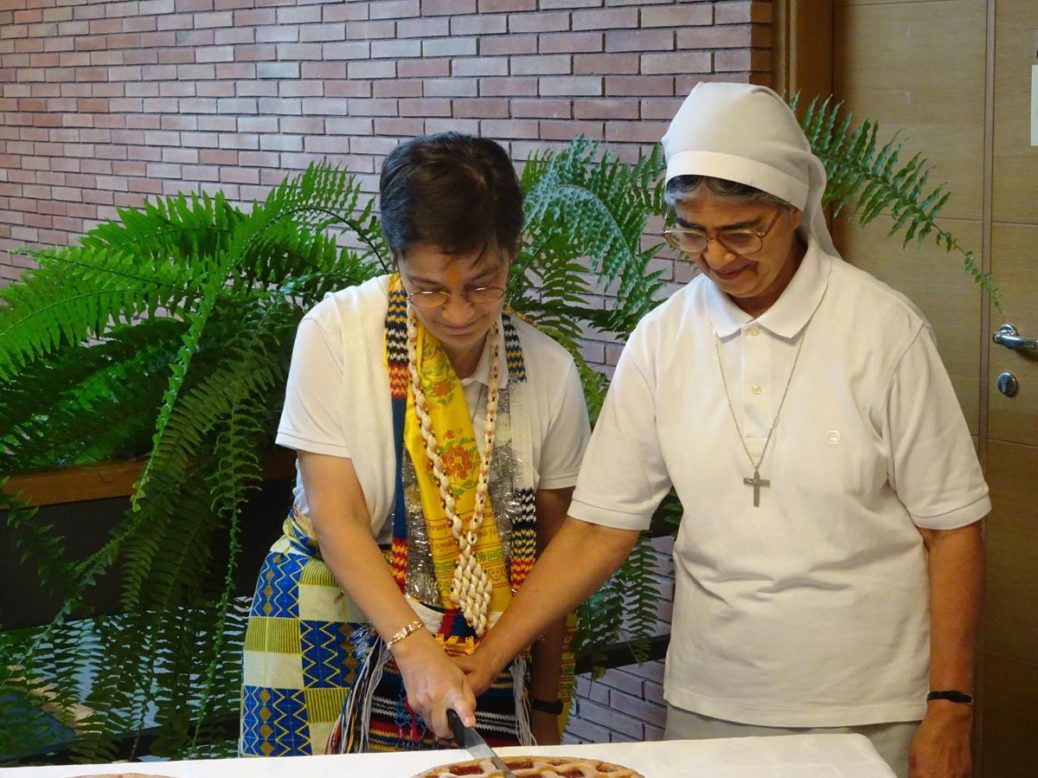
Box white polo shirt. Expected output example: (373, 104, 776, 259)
(570, 240, 990, 727)
(277, 275, 591, 544)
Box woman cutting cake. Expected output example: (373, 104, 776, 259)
(239, 132, 590, 756)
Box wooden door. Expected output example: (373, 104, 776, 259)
(779, 0, 1038, 772)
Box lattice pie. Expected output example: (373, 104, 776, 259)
(414, 755, 645, 778)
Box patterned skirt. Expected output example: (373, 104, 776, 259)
(239, 518, 527, 757)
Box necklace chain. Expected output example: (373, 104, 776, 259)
(407, 307, 500, 636)
(714, 329, 805, 507)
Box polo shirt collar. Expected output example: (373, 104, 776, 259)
(458, 317, 511, 389)
(706, 237, 831, 339)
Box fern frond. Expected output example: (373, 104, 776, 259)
(795, 96, 1003, 312)
(520, 137, 668, 336)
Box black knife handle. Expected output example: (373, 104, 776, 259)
(446, 708, 466, 744)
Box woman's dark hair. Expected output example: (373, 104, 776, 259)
(664, 175, 794, 213)
(379, 132, 523, 261)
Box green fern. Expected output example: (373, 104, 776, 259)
(794, 95, 1002, 313)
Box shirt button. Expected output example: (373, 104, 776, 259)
(748, 326, 761, 337)
(751, 384, 763, 395)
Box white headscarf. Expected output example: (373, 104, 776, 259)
(661, 82, 838, 257)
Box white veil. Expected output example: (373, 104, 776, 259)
(660, 82, 838, 257)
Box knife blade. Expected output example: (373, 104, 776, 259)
(446, 709, 518, 778)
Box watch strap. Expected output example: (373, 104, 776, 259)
(927, 689, 974, 706)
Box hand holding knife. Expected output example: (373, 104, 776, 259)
(446, 709, 519, 778)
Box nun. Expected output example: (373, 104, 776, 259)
(449, 82, 988, 778)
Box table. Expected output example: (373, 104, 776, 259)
(4, 736, 896, 777)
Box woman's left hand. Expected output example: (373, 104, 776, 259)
(908, 701, 973, 777)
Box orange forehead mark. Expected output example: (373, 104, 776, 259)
(444, 261, 462, 287)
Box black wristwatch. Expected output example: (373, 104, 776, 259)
(927, 689, 974, 706)
(530, 697, 564, 715)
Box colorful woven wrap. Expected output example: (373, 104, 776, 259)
(239, 276, 573, 757)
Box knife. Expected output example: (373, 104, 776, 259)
(446, 708, 519, 778)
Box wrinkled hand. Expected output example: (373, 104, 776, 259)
(908, 702, 973, 778)
(393, 633, 477, 739)
(453, 650, 499, 698)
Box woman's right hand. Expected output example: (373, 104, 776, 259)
(452, 650, 499, 698)
(392, 629, 478, 739)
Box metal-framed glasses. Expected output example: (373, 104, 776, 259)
(405, 285, 507, 309)
(663, 210, 783, 257)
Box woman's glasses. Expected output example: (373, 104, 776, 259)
(663, 210, 783, 257)
(406, 285, 506, 309)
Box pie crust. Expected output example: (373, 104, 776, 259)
(413, 754, 645, 778)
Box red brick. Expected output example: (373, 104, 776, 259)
(452, 56, 507, 77)
(508, 10, 568, 34)
(300, 23, 348, 43)
(574, 98, 639, 120)
(215, 27, 254, 45)
(423, 36, 477, 57)
(238, 150, 279, 167)
(372, 79, 423, 98)
(453, 97, 509, 119)
(276, 6, 321, 25)
(677, 24, 757, 50)
(425, 117, 479, 136)
(539, 75, 601, 97)
(644, 5, 713, 28)
(511, 54, 569, 76)
(715, 47, 770, 72)
(234, 9, 276, 26)
(369, 1, 420, 21)
(398, 98, 451, 118)
(423, 0, 475, 15)
(397, 57, 449, 78)
(540, 31, 602, 54)
(479, 0, 536, 11)
(371, 117, 425, 136)
(574, 52, 639, 75)
(540, 119, 603, 141)
(606, 28, 674, 53)
(480, 33, 535, 56)
(478, 76, 538, 97)
(302, 61, 347, 79)
(397, 16, 449, 37)
(324, 80, 371, 99)
(345, 20, 395, 40)
(715, 1, 772, 24)
(323, 3, 368, 23)
(158, 47, 194, 64)
(641, 51, 712, 75)
(282, 117, 325, 134)
(451, 14, 506, 36)
(511, 97, 570, 119)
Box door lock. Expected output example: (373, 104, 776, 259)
(996, 372, 1019, 397)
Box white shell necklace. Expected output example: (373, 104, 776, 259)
(406, 305, 501, 636)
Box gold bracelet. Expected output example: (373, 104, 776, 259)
(386, 619, 425, 648)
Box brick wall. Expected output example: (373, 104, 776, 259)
(0, 0, 774, 744)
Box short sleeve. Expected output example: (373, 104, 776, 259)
(569, 335, 673, 530)
(535, 360, 591, 491)
(885, 326, 990, 528)
(276, 315, 352, 458)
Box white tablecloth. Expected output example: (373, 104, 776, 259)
(3, 735, 896, 778)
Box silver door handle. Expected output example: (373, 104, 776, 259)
(993, 323, 1038, 351)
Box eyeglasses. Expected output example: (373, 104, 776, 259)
(406, 285, 507, 309)
(663, 210, 784, 257)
